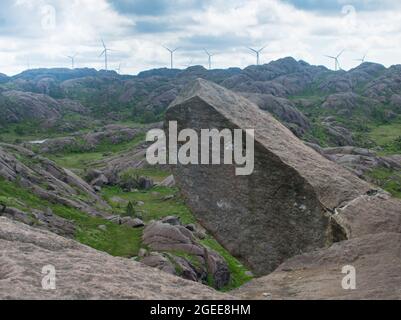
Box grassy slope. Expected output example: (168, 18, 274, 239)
(367, 168, 401, 199)
(368, 122, 401, 155)
(0, 177, 142, 257)
(0, 127, 253, 291)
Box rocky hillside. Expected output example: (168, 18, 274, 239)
(0, 60, 400, 299)
(0, 137, 252, 292)
(1, 58, 400, 153)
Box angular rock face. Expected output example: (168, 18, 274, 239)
(165, 79, 374, 276)
(235, 232, 401, 300)
(0, 217, 232, 300)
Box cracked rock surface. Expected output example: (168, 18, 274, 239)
(0, 217, 233, 300)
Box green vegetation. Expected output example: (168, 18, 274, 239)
(201, 237, 253, 291)
(369, 122, 401, 145)
(369, 122, 401, 154)
(48, 133, 145, 170)
(103, 185, 196, 224)
(120, 167, 170, 183)
(101, 167, 253, 291)
(367, 168, 401, 199)
(0, 177, 142, 257)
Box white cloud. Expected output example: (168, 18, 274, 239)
(0, 0, 400, 75)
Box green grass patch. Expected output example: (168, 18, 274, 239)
(0, 177, 142, 257)
(201, 237, 253, 291)
(369, 122, 401, 146)
(367, 168, 401, 199)
(48, 133, 145, 170)
(102, 183, 253, 290)
(120, 167, 170, 183)
(102, 185, 196, 224)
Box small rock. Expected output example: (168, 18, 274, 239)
(106, 215, 122, 225)
(138, 248, 148, 258)
(91, 174, 109, 187)
(136, 201, 145, 206)
(110, 196, 128, 205)
(141, 252, 176, 275)
(185, 224, 196, 232)
(162, 195, 175, 201)
(158, 175, 176, 187)
(161, 215, 181, 226)
(138, 177, 154, 190)
(98, 225, 107, 231)
(44, 207, 53, 217)
(121, 217, 145, 228)
(194, 230, 206, 239)
(262, 292, 272, 300)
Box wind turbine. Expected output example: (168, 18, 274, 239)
(67, 53, 77, 69)
(355, 53, 367, 64)
(325, 50, 345, 71)
(163, 46, 179, 69)
(204, 49, 216, 70)
(183, 59, 194, 68)
(248, 46, 266, 66)
(116, 63, 122, 74)
(99, 39, 112, 70)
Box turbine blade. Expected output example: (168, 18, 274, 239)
(99, 50, 105, 57)
(337, 49, 345, 58)
(248, 47, 257, 53)
(258, 45, 267, 53)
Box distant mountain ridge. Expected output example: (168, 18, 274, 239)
(0, 57, 400, 150)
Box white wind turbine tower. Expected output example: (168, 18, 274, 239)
(325, 50, 345, 71)
(67, 53, 77, 69)
(163, 46, 179, 69)
(204, 49, 215, 70)
(116, 63, 122, 74)
(248, 46, 266, 66)
(99, 39, 113, 70)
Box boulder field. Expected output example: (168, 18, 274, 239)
(1, 78, 400, 299)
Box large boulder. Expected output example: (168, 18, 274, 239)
(165, 79, 383, 276)
(239, 93, 310, 136)
(0, 217, 232, 299)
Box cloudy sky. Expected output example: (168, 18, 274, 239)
(1, 0, 401, 75)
